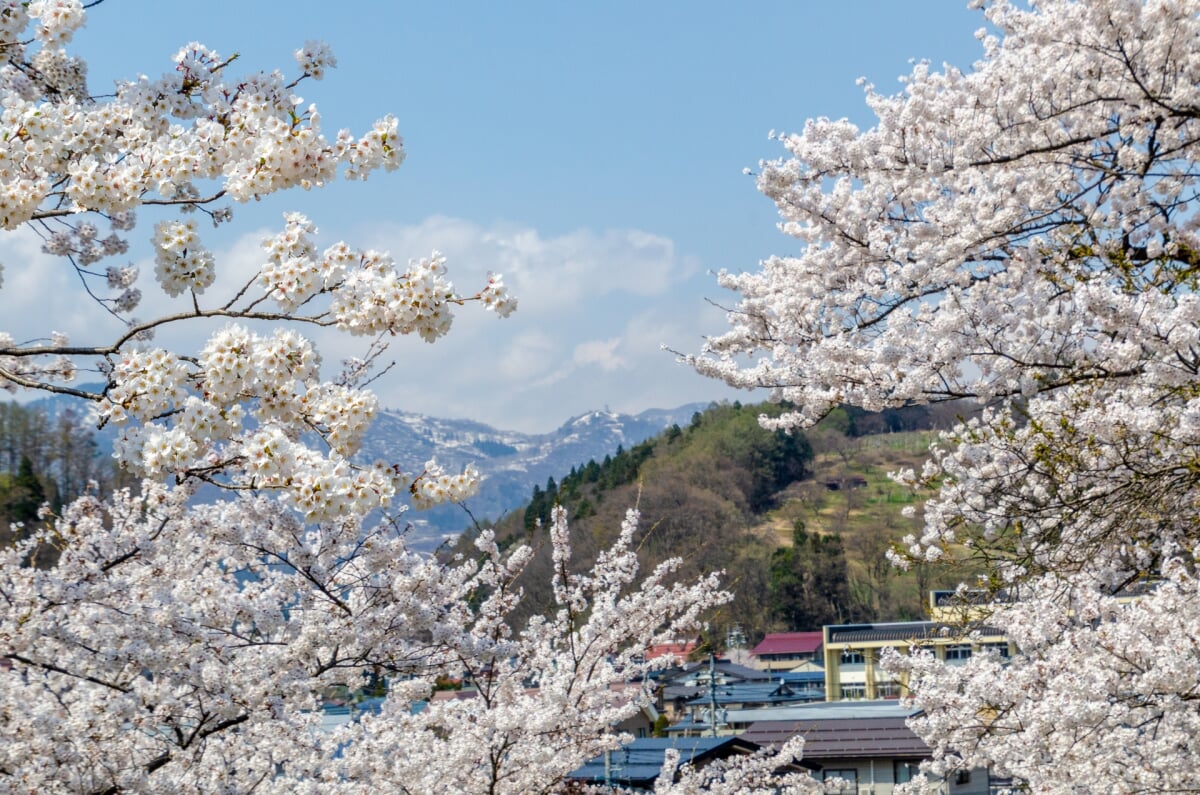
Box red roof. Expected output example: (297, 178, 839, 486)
(750, 631, 823, 657)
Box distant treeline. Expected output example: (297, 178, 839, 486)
(0, 401, 129, 562)
(820, 402, 970, 437)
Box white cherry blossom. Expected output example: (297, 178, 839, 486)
(691, 0, 1200, 790)
(0, 5, 771, 792)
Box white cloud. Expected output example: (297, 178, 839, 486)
(0, 214, 750, 431)
(333, 217, 756, 430)
(357, 216, 698, 314)
(0, 227, 110, 349)
(498, 330, 561, 383)
(573, 337, 625, 372)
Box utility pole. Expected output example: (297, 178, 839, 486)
(708, 653, 719, 737)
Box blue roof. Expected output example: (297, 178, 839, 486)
(777, 670, 825, 684)
(683, 681, 823, 707)
(663, 716, 712, 734)
(570, 737, 737, 785)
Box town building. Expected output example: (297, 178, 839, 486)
(654, 657, 774, 721)
(568, 736, 804, 790)
(748, 630, 824, 670)
(822, 621, 1011, 701)
(740, 700, 990, 794)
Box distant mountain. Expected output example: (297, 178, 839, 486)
(359, 404, 710, 549)
(26, 387, 710, 551)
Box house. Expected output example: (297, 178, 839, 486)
(318, 696, 388, 733)
(655, 658, 771, 688)
(739, 700, 990, 794)
(774, 668, 826, 698)
(567, 736, 804, 790)
(927, 589, 1018, 623)
(749, 631, 824, 670)
(645, 637, 701, 662)
(653, 657, 773, 721)
(666, 693, 911, 737)
(677, 678, 824, 728)
(929, 581, 1156, 623)
(822, 621, 1011, 701)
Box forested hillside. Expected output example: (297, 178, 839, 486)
(1, 393, 973, 624)
(0, 402, 129, 562)
(454, 400, 974, 647)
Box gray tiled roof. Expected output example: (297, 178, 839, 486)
(742, 716, 930, 759)
(826, 621, 1004, 645)
(683, 681, 822, 708)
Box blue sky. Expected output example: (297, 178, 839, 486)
(8, 2, 987, 432)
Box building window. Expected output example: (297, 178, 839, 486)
(895, 761, 920, 784)
(945, 644, 972, 661)
(823, 769, 858, 794)
(875, 680, 903, 699)
(982, 642, 1011, 659)
(988, 775, 1021, 794)
(840, 649, 864, 664)
(955, 770, 972, 785)
(840, 683, 866, 700)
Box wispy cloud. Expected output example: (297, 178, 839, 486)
(573, 337, 625, 372)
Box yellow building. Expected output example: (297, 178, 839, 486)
(822, 621, 1011, 701)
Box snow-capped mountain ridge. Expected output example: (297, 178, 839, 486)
(361, 403, 707, 547)
(29, 388, 710, 550)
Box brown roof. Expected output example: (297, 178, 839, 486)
(741, 717, 930, 759)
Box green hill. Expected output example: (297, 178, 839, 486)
(452, 400, 972, 649)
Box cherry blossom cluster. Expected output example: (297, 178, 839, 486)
(0, 489, 745, 793)
(410, 458, 481, 510)
(28, 0, 85, 46)
(100, 347, 191, 424)
(476, 270, 518, 318)
(41, 221, 129, 269)
(328, 247, 458, 340)
(295, 40, 336, 80)
(253, 214, 519, 341)
(689, 0, 1200, 789)
(29, 47, 87, 98)
(87, 219, 505, 517)
(257, 212, 325, 311)
(0, 0, 407, 328)
(0, 334, 74, 393)
(0, 0, 515, 521)
(886, 559, 1200, 793)
(92, 324, 457, 523)
(323, 508, 737, 793)
(643, 737, 821, 795)
(0, 3, 788, 792)
(152, 219, 215, 296)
